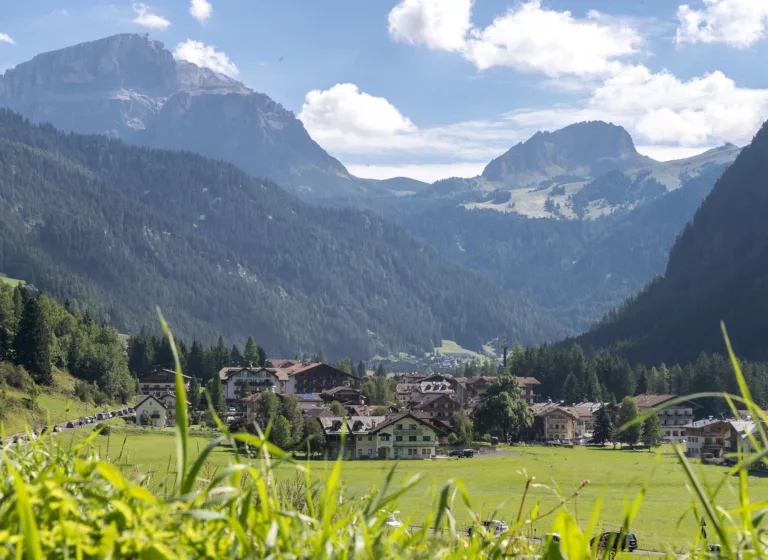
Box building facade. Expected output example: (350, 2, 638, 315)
(370, 413, 438, 459)
(135, 395, 168, 428)
(410, 394, 463, 424)
(219, 367, 279, 401)
(635, 395, 696, 442)
(138, 369, 191, 398)
(527, 403, 578, 441)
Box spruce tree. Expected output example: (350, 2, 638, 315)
(205, 375, 225, 413)
(593, 406, 614, 445)
(357, 360, 366, 378)
(617, 396, 643, 447)
(281, 394, 304, 445)
(257, 345, 268, 367)
(244, 336, 259, 366)
(230, 344, 243, 366)
(212, 336, 229, 373)
(188, 375, 201, 411)
(375, 363, 386, 378)
(14, 295, 53, 385)
(561, 373, 581, 404)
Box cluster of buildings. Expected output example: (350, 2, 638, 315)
(137, 364, 740, 461)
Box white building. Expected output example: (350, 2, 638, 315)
(138, 369, 190, 398)
(635, 394, 696, 442)
(135, 395, 169, 428)
(218, 367, 280, 401)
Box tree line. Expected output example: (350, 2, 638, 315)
(0, 283, 135, 404)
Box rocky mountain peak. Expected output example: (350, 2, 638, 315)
(482, 120, 651, 187)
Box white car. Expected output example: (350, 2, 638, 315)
(468, 520, 509, 537)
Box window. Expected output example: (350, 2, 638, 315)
(423, 436, 431, 441)
(396, 436, 403, 442)
(422, 449, 429, 455)
(368, 448, 372, 455)
(396, 424, 403, 430)
(409, 424, 416, 429)
(358, 449, 362, 456)
(409, 436, 417, 442)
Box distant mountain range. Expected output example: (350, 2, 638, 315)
(0, 34, 393, 205)
(0, 34, 747, 345)
(0, 109, 564, 358)
(574, 118, 768, 364)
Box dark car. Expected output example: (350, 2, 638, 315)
(590, 532, 638, 552)
(460, 449, 474, 458)
(448, 449, 462, 457)
(66, 421, 76, 428)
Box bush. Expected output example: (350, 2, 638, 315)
(0, 362, 35, 391)
(95, 422, 111, 435)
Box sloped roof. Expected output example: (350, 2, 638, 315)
(395, 383, 414, 395)
(139, 369, 191, 382)
(218, 366, 279, 382)
(410, 393, 461, 409)
(136, 394, 166, 410)
(369, 412, 439, 434)
(634, 394, 677, 409)
(322, 386, 362, 396)
(530, 402, 578, 419)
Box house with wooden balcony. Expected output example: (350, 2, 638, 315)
(369, 412, 438, 460)
(634, 394, 698, 442)
(138, 369, 191, 398)
(218, 366, 280, 402)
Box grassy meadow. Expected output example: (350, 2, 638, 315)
(56, 429, 758, 553)
(0, 274, 24, 287)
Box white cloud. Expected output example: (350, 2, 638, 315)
(676, 0, 768, 48)
(347, 162, 485, 183)
(387, 0, 641, 77)
(464, 2, 641, 76)
(132, 3, 171, 31)
(388, 0, 473, 52)
(0, 33, 15, 45)
(190, 0, 213, 23)
(173, 40, 238, 77)
(299, 83, 418, 148)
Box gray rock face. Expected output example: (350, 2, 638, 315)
(482, 121, 653, 187)
(0, 34, 360, 201)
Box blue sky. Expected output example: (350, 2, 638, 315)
(3, 0, 768, 181)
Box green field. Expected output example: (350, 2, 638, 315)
(434, 340, 479, 357)
(0, 274, 23, 287)
(60, 431, 759, 552)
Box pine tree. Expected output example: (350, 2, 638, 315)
(593, 406, 614, 445)
(357, 360, 366, 378)
(230, 344, 243, 366)
(14, 295, 53, 385)
(617, 396, 643, 447)
(257, 345, 268, 367)
(212, 336, 229, 372)
(586, 370, 602, 402)
(642, 413, 662, 451)
(237, 378, 250, 399)
(187, 340, 207, 381)
(188, 375, 201, 411)
(561, 373, 581, 404)
(375, 363, 386, 377)
(205, 375, 225, 414)
(244, 336, 259, 366)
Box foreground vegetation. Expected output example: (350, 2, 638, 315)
(2, 319, 768, 558)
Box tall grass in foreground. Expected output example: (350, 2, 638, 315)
(0, 316, 765, 558)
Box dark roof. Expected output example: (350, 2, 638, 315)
(410, 393, 461, 409)
(136, 394, 166, 409)
(369, 412, 439, 434)
(321, 386, 362, 396)
(139, 369, 191, 382)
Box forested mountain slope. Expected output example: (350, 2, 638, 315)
(574, 120, 768, 363)
(0, 110, 563, 358)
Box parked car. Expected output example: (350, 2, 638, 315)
(66, 421, 76, 429)
(460, 449, 474, 458)
(590, 532, 638, 552)
(468, 520, 508, 538)
(448, 449, 463, 457)
(560, 438, 574, 448)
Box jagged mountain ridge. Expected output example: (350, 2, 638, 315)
(0, 34, 382, 203)
(573, 120, 768, 364)
(0, 109, 565, 358)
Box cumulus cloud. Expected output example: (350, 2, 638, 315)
(0, 33, 15, 45)
(465, 2, 641, 76)
(676, 0, 768, 48)
(298, 83, 418, 148)
(505, 64, 768, 146)
(132, 3, 171, 31)
(190, 0, 213, 23)
(387, 0, 640, 77)
(173, 40, 238, 77)
(388, 0, 473, 52)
